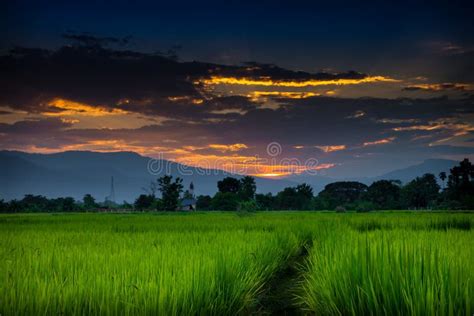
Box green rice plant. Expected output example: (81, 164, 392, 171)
(428, 218, 472, 231)
(300, 228, 474, 315)
(1, 212, 473, 315)
(0, 213, 304, 315)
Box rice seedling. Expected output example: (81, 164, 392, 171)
(1, 212, 473, 315)
(0, 213, 303, 315)
(300, 227, 474, 315)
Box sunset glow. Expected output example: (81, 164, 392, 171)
(45, 98, 128, 117)
(200, 75, 399, 88)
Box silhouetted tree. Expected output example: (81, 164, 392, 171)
(256, 193, 275, 210)
(211, 192, 240, 211)
(83, 194, 97, 210)
(318, 181, 368, 209)
(0, 200, 8, 213)
(134, 194, 155, 211)
(401, 173, 439, 209)
(296, 183, 314, 210)
(276, 187, 299, 210)
(445, 158, 474, 208)
(365, 180, 401, 209)
(196, 195, 212, 210)
(217, 177, 241, 194)
(61, 197, 76, 212)
(239, 176, 257, 200)
(158, 175, 184, 211)
(20, 195, 50, 212)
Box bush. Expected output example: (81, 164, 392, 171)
(211, 192, 240, 211)
(238, 200, 257, 213)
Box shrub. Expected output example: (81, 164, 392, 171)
(238, 200, 257, 213)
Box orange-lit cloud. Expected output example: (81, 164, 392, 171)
(167, 96, 204, 104)
(403, 83, 474, 92)
(363, 137, 395, 147)
(208, 143, 248, 152)
(392, 119, 473, 133)
(315, 145, 347, 152)
(200, 75, 399, 88)
(44, 98, 128, 117)
(247, 91, 320, 101)
(54, 140, 169, 155)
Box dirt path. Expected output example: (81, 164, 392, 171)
(253, 240, 311, 315)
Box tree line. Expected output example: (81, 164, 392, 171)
(1, 158, 473, 213)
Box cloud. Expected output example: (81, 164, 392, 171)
(199, 75, 398, 88)
(1, 42, 474, 177)
(403, 83, 474, 92)
(44, 98, 129, 117)
(423, 41, 474, 56)
(208, 143, 248, 152)
(363, 137, 395, 147)
(315, 145, 347, 153)
(62, 32, 132, 47)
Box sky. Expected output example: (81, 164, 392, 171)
(1, 0, 473, 178)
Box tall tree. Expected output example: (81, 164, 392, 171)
(401, 173, 439, 209)
(365, 180, 401, 209)
(158, 175, 184, 211)
(239, 176, 257, 200)
(318, 181, 368, 209)
(296, 183, 314, 210)
(196, 195, 212, 210)
(83, 194, 97, 210)
(256, 193, 275, 210)
(276, 187, 299, 210)
(446, 158, 474, 208)
(217, 177, 241, 194)
(134, 194, 155, 211)
(211, 192, 240, 211)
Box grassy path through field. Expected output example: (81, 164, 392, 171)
(254, 239, 312, 315)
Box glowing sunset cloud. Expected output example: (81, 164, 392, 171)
(250, 163, 336, 178)
(247, 91, 320, 101)
(315, 145, 347, 152)
(45, 98, 128, 117)
(200, 75, 399, 88)
(403, 83, 473, 92)
(208, 143, 248, 152)
(167, 96, 204, 104)
(166, 148, 336, 178)
(363, 137, 395, 147)
(392, 122, 473, 133)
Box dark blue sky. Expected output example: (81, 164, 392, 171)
(2, 1, 474, 77)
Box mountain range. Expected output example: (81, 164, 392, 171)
(0, 151, 458, 202)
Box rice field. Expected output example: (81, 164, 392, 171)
(1, 212, 473, 315)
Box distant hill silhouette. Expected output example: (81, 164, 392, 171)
(0, 151, 296, 202)
(0, 151, 458, 202)
(373, 159, 458, 183)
